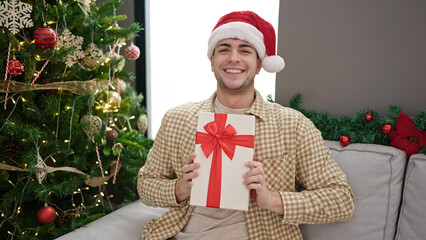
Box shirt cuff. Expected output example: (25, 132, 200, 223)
(279, 191, 308, 225)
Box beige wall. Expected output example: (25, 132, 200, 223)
(275, 0, 426, 116)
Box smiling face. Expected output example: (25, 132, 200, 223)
(210, 38, 262, 94)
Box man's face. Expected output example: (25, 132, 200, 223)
(210, 39, 262, 93)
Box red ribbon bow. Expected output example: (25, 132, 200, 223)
(195, 113, 254, 208)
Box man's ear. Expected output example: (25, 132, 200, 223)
(210, 55, 214, 72)
(256, 58, 262, 74)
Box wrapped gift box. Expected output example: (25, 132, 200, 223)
(190, 112, 255, 211)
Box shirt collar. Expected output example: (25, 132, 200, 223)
(202, 89, 267, 121)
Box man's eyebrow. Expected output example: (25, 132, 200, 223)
(216, 43, 254, 49)
(239, 44, 254, 49)
(216, 43, 231, 48)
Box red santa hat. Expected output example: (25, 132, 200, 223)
(207, 11, 285, 73)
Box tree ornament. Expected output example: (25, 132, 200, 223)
(35, 152, 47, 184)
(364, 112, 373, 122)
(0, 0, 34, 35)
(57, 212, 74, 228)
(2, 142, 22, 160)
(83, 43, 104, 69)
(7, 58, 24, 76)
(37, 205, 57, 224)
(339, 135, 351, 146)
(108, 91, 121, 107)
(106, 129, 119, 143)
(137, 114, 148, 134)
(124, 43, 140, 60)
(34, 25, 58, 49)
(81, 114, 103, 138)
(381, 122, 393, 134)
(57, 29, 85, 67)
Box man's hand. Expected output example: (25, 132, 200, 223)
(243, 161, 283, 215)
(175, 153, 200, 203)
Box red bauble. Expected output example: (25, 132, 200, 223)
(364, 112, 373, 122)
(7, 59, 24, 76)
(124, 43, 140, 60)
(339, 135, 351, 146)
(37, 206, 57, 224)
(34, 27, 58, 49)
(381, 122, 393, 134)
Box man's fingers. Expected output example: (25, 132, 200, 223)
(183, 171, 199, 181)
(181, 162, 200, 174)
(187, 153, 196, 164)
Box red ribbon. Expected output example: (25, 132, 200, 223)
(195, 113, 254, 208)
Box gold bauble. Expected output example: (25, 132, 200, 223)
(108, 91, 121, 107)
(83, 43, 104, 69)
(80, 114, 103, 138)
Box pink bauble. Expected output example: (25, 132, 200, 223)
(125, 44, 140, 60)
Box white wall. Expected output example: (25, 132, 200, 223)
(146, 0, 280, 139)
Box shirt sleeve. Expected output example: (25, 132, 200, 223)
(137, 111, 186, 208)
(280, 116, 355, 225)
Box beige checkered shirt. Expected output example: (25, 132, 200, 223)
(138, 90, 354, 240)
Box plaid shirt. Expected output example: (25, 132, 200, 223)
(138, 90, 354, 240)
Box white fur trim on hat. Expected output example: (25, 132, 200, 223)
(207, 22, 266, 60)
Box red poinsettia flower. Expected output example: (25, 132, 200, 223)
(388, 112, 426, 157)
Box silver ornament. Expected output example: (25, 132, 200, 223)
(35, 153, 47, 184)
(137, 114, 148, 134)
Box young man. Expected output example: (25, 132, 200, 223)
(138, 11, 355, 240)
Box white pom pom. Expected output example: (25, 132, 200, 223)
(262, 55, 285, 73)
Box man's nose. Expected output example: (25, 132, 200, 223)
(228, 49, 241, 62)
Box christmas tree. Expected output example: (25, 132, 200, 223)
(0, 0, 152, 239)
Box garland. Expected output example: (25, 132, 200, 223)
(282, 93, 426, 156)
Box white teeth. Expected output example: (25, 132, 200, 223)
(225, 69, 242, 73)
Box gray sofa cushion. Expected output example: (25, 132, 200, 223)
(300, 140, 407, 240)
(56, 201, 167, 240)
(395, 153, 426, 240)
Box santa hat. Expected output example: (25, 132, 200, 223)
(207, 11, 285, 73)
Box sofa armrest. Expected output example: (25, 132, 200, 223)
(56, 201, 167, 240)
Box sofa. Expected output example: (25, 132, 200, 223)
(57, 141, 426, 240)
